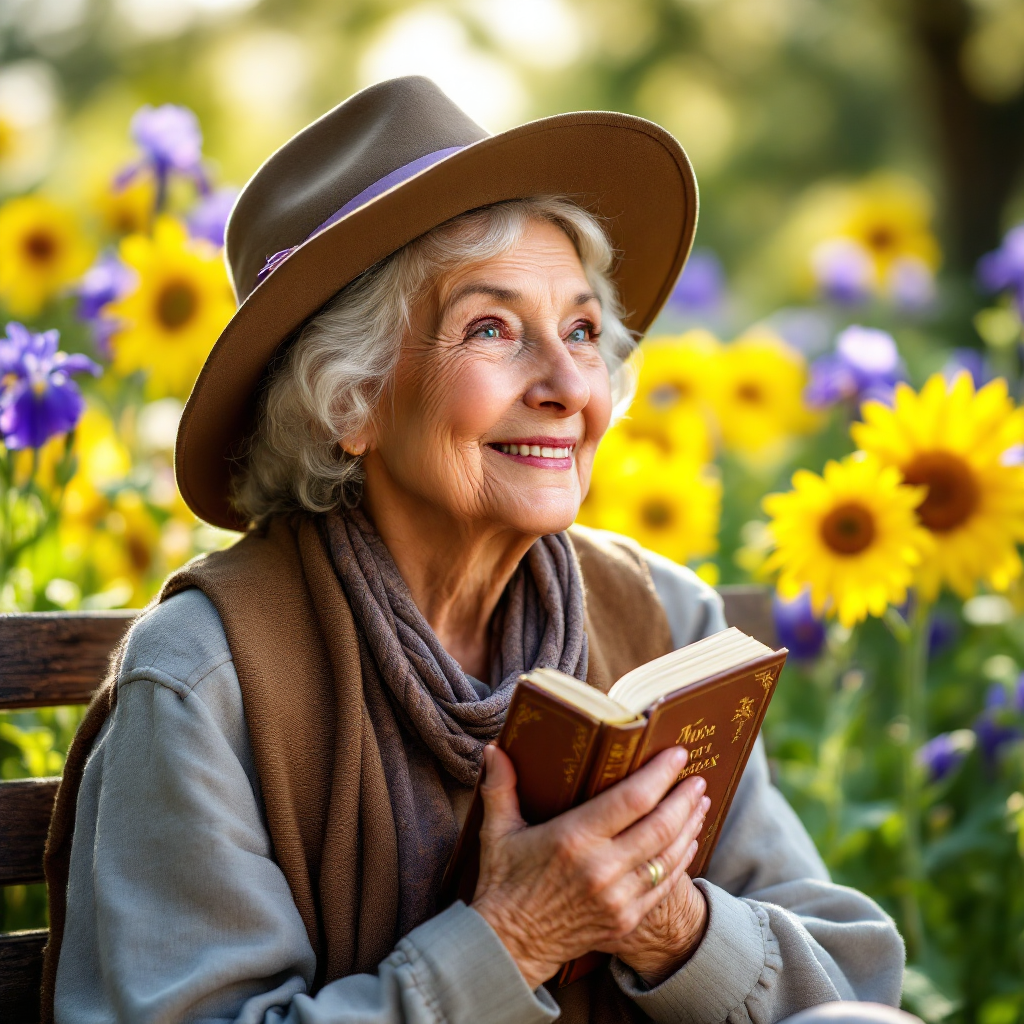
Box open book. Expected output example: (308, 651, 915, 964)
(439, 626, 788, 987)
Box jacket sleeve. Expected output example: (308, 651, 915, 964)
(55, 590, 558, 1024)
(624, 552, 906, 1024)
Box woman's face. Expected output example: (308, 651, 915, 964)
(364, 219, 613, 538)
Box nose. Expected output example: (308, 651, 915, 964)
(522, 331, 591, 417)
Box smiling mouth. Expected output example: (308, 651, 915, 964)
(487, 440, 577, 465)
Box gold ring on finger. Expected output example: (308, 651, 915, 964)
(645, 857, 665, 889)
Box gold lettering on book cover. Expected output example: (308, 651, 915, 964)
(676, 718, 715, 746)
(506, 702, 543, 745)
(563, 723, 590, 787)
(754, 667, 779, 692)
(679, 753, 720, 780)
(731, 695, 757, 743)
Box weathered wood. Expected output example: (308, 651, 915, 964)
(0, 778, 59, 886)
(720, 585, 777, 649)
(0, 929, 46, 1024)
(0, 611, 135, 709)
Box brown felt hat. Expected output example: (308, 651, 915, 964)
(175, 75, 698, 530)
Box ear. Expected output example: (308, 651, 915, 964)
(341, 437, 368, 457)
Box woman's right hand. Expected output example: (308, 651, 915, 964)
(470, 743, 708, 991)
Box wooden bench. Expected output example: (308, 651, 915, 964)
(0, 586, 774, 1023)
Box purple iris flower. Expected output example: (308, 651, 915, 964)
(805, 326, 902, 411)
(772, 590, 825, 660)
(76, 253, 136, 357)
(187, 187, 238, 248)
(811, 239, 874, 306)
(917, 733, 969, 782)
(928, 611, 959, 658)
(974, 684, 1021, 762)
(667, 249, 725, 314)
(0, 322, 100, 450)
(978, 224, 1024, 315)
(943, 348, 990, 389)
(116, 104, 208, 210)
(887, 256, 936, 312)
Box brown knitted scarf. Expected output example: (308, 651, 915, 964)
(41, 515, 672, 1024)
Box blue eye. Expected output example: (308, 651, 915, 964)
(568, 326, 589, 343)
(480, 325, 500, 339)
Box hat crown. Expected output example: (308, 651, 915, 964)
(226, 76, 489, 301)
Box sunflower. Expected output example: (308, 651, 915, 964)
(107, 217, 235, 398)
(713, 327, 819, 455)
(95, 174, 156, 237)
(0, 196, 94, 316)
(763, 454, 930, 628)
(626, 331, 719, 460)
(851, 372, 1024, 600)
(840, 175, 940, 279)
(578, 435, 721, 565)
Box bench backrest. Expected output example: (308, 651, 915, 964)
(0, 587, 774, 1023)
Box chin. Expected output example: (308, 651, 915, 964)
(498, 497, 580, 538)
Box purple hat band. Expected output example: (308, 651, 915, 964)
(255, 145, 465, 285)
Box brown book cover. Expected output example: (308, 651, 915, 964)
(439, 643, 788, 984)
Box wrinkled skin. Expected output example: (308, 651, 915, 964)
(355, 219, 709, 988)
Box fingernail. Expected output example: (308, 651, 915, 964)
(694, 776, 707, 795)
(674, 746, 688, 765)
(701, 796, 711, 813)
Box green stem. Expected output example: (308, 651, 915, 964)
(898, 597, 931, 962)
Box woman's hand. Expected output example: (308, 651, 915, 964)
(470, 743, 709, 991)
(600, 864, 709, 987)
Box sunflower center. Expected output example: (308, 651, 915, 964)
(902, 451, 978, 532)
(867, 225, 896, 253)
(649, 382, 688, 409)
(736, 382, 763, 404)
(156, 280, 199, 330)
(820, 501, 876, 555)
(22, 230, 58, 265)
(640, 498, 674, 529)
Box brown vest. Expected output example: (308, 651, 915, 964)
(41, 517, 672, 1023)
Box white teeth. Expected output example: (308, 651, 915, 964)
(495, 443, 575, 458)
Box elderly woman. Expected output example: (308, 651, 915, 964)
(46, 78, 907, 1024)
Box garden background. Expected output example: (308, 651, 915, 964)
(3, 0, 1024, 1021)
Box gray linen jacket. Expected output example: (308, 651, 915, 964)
(54, 547, 905, 1024)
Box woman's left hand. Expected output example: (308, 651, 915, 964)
(599, 799, 710, 987)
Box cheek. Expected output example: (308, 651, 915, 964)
(386, 350, 519, 469)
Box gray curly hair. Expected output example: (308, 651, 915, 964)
(231, 196, 638, 522)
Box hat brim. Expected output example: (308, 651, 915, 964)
(176, 110, 698, 530)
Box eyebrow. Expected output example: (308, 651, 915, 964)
(437, 284, 600, 326)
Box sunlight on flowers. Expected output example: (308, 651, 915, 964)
(852, 373, 1024, 601)
(578, 432, 721, 565)
(713, 327, 819, 455)
(107, 216, 234, 398)
(840, 175, 940, 279)
(763, 453, 931, 628)
(627, 331, 719, 460)
(94, 173, 156, 237)
(0, 196, 94, 317)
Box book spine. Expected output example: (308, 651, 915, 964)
(438, 681, 603, 908)
(558, 720, 648, 987)
(583, 719, 647, 799)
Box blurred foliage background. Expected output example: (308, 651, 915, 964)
(4, 1, 1024, 1022)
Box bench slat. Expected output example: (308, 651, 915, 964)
(0, 778, 59, 885)
(0, 929, 46, 1024)
(721, 586, 777, 648)
(0, 611, 135, 709)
